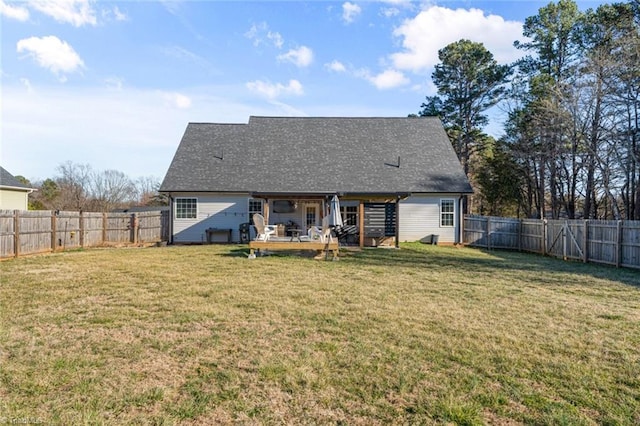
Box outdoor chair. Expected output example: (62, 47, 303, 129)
(252, 213, 276, 241)
(308, 217, 333, 243)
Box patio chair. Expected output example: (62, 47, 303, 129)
(308, 217, 333, 243)
(252, 213, 276, 241)
(321, 216, 334, 243)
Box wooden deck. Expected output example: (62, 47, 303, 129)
(248, 239, 339, 260)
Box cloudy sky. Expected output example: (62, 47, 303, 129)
(1, 0, 608, 183)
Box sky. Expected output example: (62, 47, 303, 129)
(1, 0, 611, 183)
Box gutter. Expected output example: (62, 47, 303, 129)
(1, 185, 36, 193)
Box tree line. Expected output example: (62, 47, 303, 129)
(17, 161, 166, 212)
(417, 0, 639, 220)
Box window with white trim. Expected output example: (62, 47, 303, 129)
(341, 205, 358, 226)
(248, 199, 263, 222)
(440, 199, 455, 227)
(176, 197, 197, 219)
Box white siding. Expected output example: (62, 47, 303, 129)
(0, 189, 29, 210)
(172, 193, 250, 243)
(399, 195, 461, 243)
(170, 193, 463, 244)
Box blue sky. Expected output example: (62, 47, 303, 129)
(1, 0, 609, 183)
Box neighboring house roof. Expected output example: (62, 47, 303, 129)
(0, 166, 34, 192)
(160, 116, 473, 195)
(112, 206, 170, 213)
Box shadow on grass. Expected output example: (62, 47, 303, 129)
(217, 242, 640, 288)
(339, 243, 640, 289)
(222, 246, 326, 260)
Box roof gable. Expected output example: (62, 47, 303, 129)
(160, 116, 472, 194)
(0, 166, 33, 191)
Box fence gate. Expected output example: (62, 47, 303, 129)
(547, 221, 584, 261)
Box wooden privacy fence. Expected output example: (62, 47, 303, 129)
(0, 210, 170, 259)
(463, 215, 640, 270)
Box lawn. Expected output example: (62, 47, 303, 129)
(1, 244, 639, 425)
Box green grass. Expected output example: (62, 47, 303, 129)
(1, 244, 639, 424)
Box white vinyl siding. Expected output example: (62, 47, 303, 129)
(398, 194, 459, 243)
(172, 193, 250, 243)
(0, 189, 30, 210)
(170, 193, 462, 244)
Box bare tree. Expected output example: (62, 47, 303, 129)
(55, 161, 93, 211)
(89, 169, 137, 211)
(134, 176, 166, 206)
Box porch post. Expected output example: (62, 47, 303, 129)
(263, 199, 270, 223)
(395, 195, 400, 248)
(359, 200, 365, 248)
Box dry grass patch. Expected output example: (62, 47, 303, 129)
(1, 244, 639, 424)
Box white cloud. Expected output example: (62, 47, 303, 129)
(100, 5, 128, 22)
(358, 69, 410, 90)
(0, 0, 29, 21)
(163, 92, 192, 109)
(30, 0, 97, 27)
(326, 60, 347, 73)
(245, 22, 267, 46)
(245, 22, 284, 49)
(246, 79, 304, 99)
(103, 5, 127, 22)
(104, 77, 124, 91)
(113, 5, 127, 21)
(17, 36, 85, 80)
(342, 2, 361, 24)
(267, 31, 284, 49)
(391, 6, 525, 73)
(381, 7, 400, 18)
(20, 78, 34, 93)
(277, 46, 314, 68)
(160, 0, 182, 16)
(162, 45, 219, 75)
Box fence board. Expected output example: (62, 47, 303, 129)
(19, 210, 53, 255)
(83, 212, 104, 247)
(621, 222, 640, 269)
(105, 214, 132, 243)
(0, 210, 16, 258)
(138, 212, 166, 243)
(1, 209, 169, 259)
(55, 211, 81, 250)
(464, 215, 640, 270)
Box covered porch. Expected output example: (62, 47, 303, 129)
(250, 192, 410, 248)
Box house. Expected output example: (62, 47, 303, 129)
(160, 116, 473, 246)
(0, 166, 35, 210)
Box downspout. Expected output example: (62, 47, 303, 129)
(169, 195, 174, 245)
(458, 195, 464, 245)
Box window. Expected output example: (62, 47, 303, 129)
(176, 198, 197, 219)
(248, 199, 263, 222)
(341, 205, 358, 226)
(440, 199, 455, 227)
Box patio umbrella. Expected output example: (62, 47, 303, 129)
(328, 195, 343, 227)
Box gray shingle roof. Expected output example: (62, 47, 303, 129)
(160, 116, 473, 194)
(0, 166, 32, 190)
